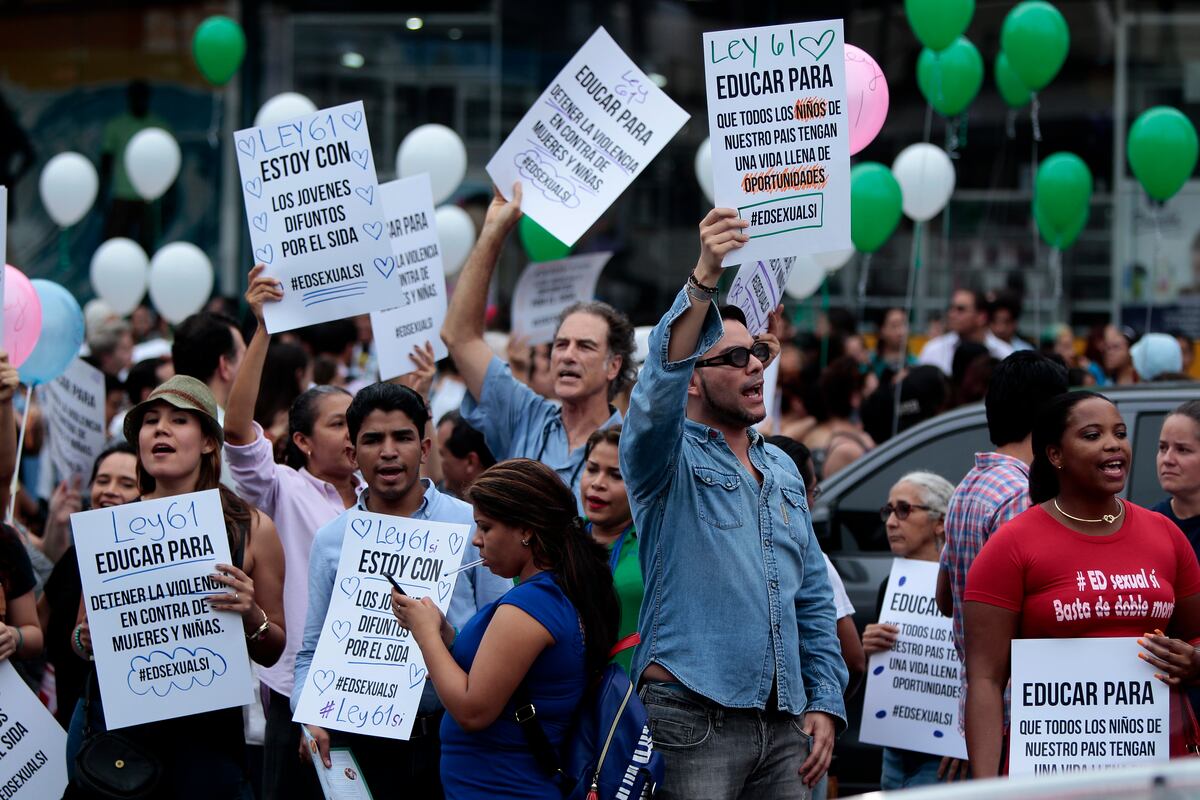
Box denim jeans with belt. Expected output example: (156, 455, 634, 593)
(642, 682, 813, 800)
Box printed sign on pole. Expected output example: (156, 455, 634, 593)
(43, 358, 107, 482)
(370, 175, 450, 380)
(511, 252, 612, 346)
(72, 489, 254, 729)
(859, 558, 967, 759)
(234, 101, 406, 332)
(1010, 637, 1168, 776)
(293, 512, 470, 740)
(487, 28, 689, 246)
(703, 20, 851, 266)
(0, 661, 68, 798)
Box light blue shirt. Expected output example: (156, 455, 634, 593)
(292, 480, 510, 714)
(461, 356, 621, 496)
(619, 287, 848, 725)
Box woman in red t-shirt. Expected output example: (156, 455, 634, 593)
(964, 391, 1200, 777)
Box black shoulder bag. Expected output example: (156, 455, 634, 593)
(72, 673, 162, 799)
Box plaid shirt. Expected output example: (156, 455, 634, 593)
(941, 452, 1029, 732)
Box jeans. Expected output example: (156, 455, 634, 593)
(880, 747, 942, 791)
(641, 682, 812, 800)
(262, 689, 322, 800)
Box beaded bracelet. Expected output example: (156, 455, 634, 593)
(688, 272, 719, 294)
(73, 625, 93, 660)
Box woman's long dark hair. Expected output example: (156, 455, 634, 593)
(1029, 391, 1112, 505)
(468, 459, 619, 675)
(284, 385, 352, 471)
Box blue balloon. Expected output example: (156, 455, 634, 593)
(20, 280, 84, 385)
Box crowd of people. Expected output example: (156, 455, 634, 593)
(2, 192, 1200, 799)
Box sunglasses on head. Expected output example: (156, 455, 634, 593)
(879, 501, 933, 521)
(696, 341, 772, 369)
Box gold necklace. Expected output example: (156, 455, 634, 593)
(1053, 498, 1124, 525)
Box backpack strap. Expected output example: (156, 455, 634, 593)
(512, 683, 564, 779)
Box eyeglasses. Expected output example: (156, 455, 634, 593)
(695, 341, 772, 369)
(879, 501, 933, 521)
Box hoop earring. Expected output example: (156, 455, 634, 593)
(521, 539, 531, 547)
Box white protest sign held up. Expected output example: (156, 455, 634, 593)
(370, 175, 449, 380)
(1010, 637, 1168, 776)
(859, 558, 966, 760)
(43, 358, 106, 482)
(703, 20, 851, 266)
(293, 512, 469, 740)
(72, 489, 254, 729)
(0, 661, 67, 798)
(234, 101, 406, 333)
(511, 252, 612, 346)
(488, 28, 689, 246)
(727, 258, 794, 335)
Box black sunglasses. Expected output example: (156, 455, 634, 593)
(696, 341, 772, 370)
(879, 501, 933, 521)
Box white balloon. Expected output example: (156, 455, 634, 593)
(397, 124, 467, 206)
(892, 143, 956, 222)
(784, 256, 825, 300)
(148, 243, 214, 324)
(124, 128, 181, 201)
(39, 152, 98, 227)
(254, 92, 318, 128)
(435, 205, 476, 278)
(90, 238, 150, 315)
(815, 247, 855, 273)
(694, 138, 714, 204)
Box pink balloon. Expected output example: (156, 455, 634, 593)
(4, 265, 44, 368)
(845, 44, 889, 156)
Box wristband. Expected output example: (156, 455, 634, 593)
(688, 272, 719, 294)
(685, 282, 714, 305)
(13, 625, 23, 656)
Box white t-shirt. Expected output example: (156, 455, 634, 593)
(822, 553, 855, 619)
(917, 331, 1015, 376)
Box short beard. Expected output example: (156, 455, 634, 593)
(698, 371, 765, 428)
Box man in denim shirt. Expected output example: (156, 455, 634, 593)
(293, 383, 508, 797)
(621, 209, 848, 800)
(441, 185, 634, 496)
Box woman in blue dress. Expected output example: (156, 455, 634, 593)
(391, 458, 619, 798)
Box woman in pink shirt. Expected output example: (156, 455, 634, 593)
(224, 266, 363, 800)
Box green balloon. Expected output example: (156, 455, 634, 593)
(1128, 106, 1199, 202)
(994, 52, 1032, 108)
(904, 0, 975, 52)
(519, 216, 572, 262)
(1034, 152, 1092, 248)
(1000, 1, 1069, 91)
(850, 163, 903, 253)
(916, 37, 983, 117)
(193, 16, 246, 87)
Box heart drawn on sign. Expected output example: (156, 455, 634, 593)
(252, 213, 268, 232)
(438, 581, 452, 602)
(349, 517, 372, 539)
(351, 149, 369, 169)
(313, 670, 336, 694)
(373, 257, 396, 280)
(244, 178, 263, 198)
(237, 137, 256, 158)
(355, 185, 375, 205)
(797, 29, 835, 62)
(341, 111, 364, 131)
(254, 244, 274, 264)
(408, 663, 427, 689)
(331, 620, 352, 641)
(448, 532, 464, 556)
(363, 221, 383, 240)
(339, 576, 361, 597)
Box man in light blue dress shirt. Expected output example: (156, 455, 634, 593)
(293, 383, 508, 798)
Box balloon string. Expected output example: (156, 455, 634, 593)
(1147, 204, 1163, 333)
(894, 220, 923, 440)
(1006, 109, 1018, 140)
(153, 202, 162, 251)
(6, 383, 34, 525)
(207, 88, 222, 149)
(1051, 246, 1063, 310)
(58, 228, 70, 271)
(856, 251, 872, 318)
(819, 277, 831, 371)
(923, 104, 933, 144)
(1031, 92, 1043, 143)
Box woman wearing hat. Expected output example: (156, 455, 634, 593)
(70, 374, 287, 799)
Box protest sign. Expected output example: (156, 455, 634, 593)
(72, 489, 254, 729)
(293, 512, 470, 740)
(487, 28, 688, 246)
(703, 20, 851, 266)
(234, 100, 405, 333)
(369, 175, 449, 380)
(859, 558, 966, 759)
(43, 358, 106, 482)
(1010, 637, 1168, 776)
(0, 661, 67, 798)
(510, 252, 612, 345)
(727, 257, 794, 335)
